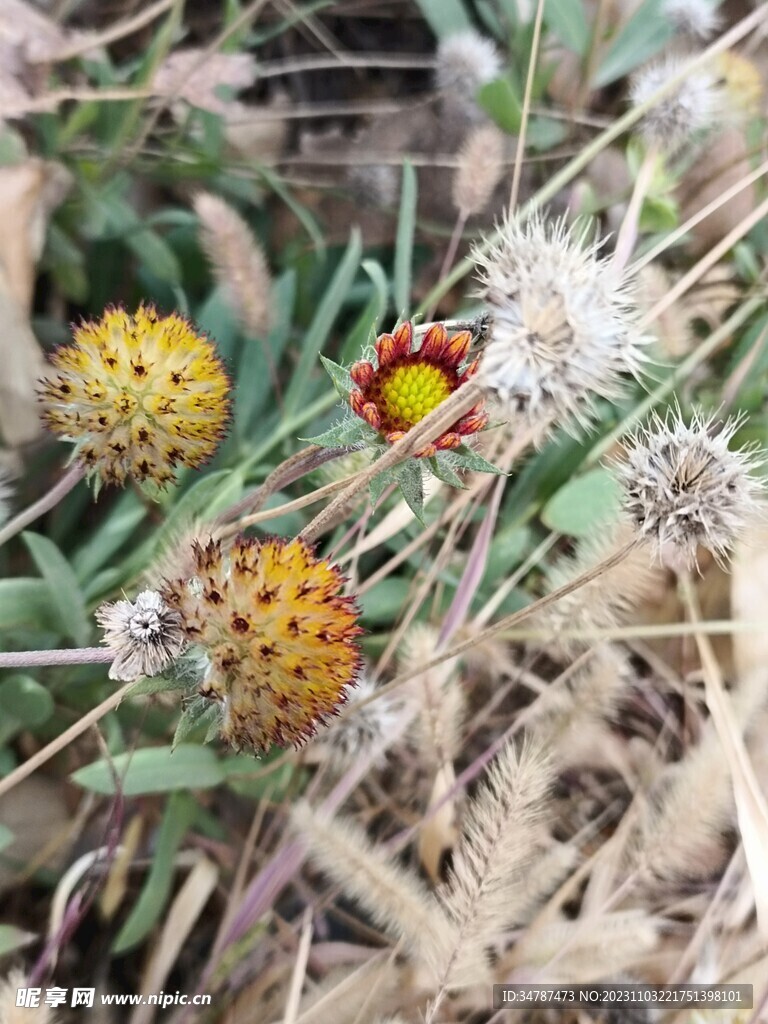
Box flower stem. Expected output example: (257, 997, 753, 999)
(0, 648, 114, 668)
(0, 680, 132, 801)
(0, 463, 86, 549)
(612, 142, 659, 273)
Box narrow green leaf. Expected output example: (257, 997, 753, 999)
(112, 792, 196, 953)
(453, 444, 506, 475)
(541, 466, 622, 537)
(22, 532, 90, 646)
(360, 578, 414, 625)
(0, 580, 55, 632)
(478, 78, 522, 135)
(0, 925, 36, 958)
(124, 675, 191, 698)
(594, 0, 673, 87)
(0, 824, 14, 853)
(395, 460, 425, 523)
(427, 456, 467, 489)
(319, 355, 354, 398)
(340, 260, 389, 363)
(393, 161, 417, 317)
(545, 0, 590, 56)
(412, 0, 473, 38)
(71, 745, 225, 796)
(283, 229, 363, 417)
(369, 470, 392, 507)
(303, 418, 368, 448)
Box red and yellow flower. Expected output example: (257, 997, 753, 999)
(348, 321, 488, 459)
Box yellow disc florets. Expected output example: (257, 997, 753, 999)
(162, 536, 363, 753)
(38, 304, 230, 487)
(379, 362, 452, 428)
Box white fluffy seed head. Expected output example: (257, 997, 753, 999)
(473, 213, 647, 435)
(663, 0, 721, 40)
(616, 407, 764, 571)
(96, 589, 187, 681)
(316, 674, 409, 772)
(435, 30, 502, 101)
(630, 53, 724, 150)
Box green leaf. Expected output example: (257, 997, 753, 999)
(427, 456, 467, 489)
(453, 444, 506, 475)
(340, 259, 390, 365)
(594, 0, 673, 87)
(477, 78, 522, 135)
(360, 578, 414, 626)
(283, 229, 362, 417)
(0, 824, 14, 853)
(0, 924, 36, 958)
(125, 227, 181, 285)
(71, 744, 225, 796)
(22, 533, 90, 646)
(112, 792, 196, 953)
(394, 460, 425, 523)
(303, 418, 368, 449)
(545, 0, 590, 55)
(369, 470, 392, 507)
(222, 756, 302, 800)
(393, 161, 417, 317)
(0, 676, 54, 729)
(0, 579, 55, 632)
(412, 0, 472, 37)
(541, 466, 622, 537)
(73, 491, 147, 585)
(174, 698, 220, 748)
(124, 675, 191, 698)
(319, 355, 353, 399)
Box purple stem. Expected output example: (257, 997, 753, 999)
(0, 463, 86, 548)
(0, 648, 114, 669)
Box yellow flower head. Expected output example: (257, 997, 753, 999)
(349, 321, 488, 459)
(162, 535, 363, 753)
(38, 304, 230, 487)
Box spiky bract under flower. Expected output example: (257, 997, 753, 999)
(617, 408, 763, 570)
(349, 321, 488, 459)
(39, 305, 230, 487)
(630, 54, 722, 150)
(96, 589, 186, 682)
(473, 215, 646, 434)
(163, 536, 363, 753)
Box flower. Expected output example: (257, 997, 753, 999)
(630, 53, 723, 151)
(163, 536, 363, 753)
(473, 214, 646, 434)
(96, 590, 186, 682)
(616, 408, 763, 570)
(39, 304, 230, 488)
(348, 321, 488, 459)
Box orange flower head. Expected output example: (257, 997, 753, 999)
(38, 304, 230, 488)
(163, 536, 363, 753)
(349, 321, 488, 458)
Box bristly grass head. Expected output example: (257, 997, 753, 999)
(38, 304, 231, 490)
(162, 535, 363, 754)
(616, 406, 764, 570)
(473, 213, 647, 436)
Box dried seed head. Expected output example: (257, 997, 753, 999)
(473, 214, 646, 435)
(38, 305, 231, 488)
(663, 0, 721, 40)
(0, 970, 57, 1024)
(96, 590, 186, 682)
(452, 124, 505, 218)
(162, 535, 363, 753)
(315, 673, 409, 772)
(630, 53, 724, 150)
(617, 407, 764, 570)
(194, 192, 272, 337)
(435, 30, 502, 102)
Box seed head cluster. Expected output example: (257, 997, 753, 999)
(617, 408, 763, 570)
(162, 536, 363, 753)
(317, 674, 408, 772)
(435, 30, 502, 105)
(473, 215, 646, 434)
(38, 304, 230, 488)
(630, 54, 723, 151)
(96, 589, 186, 682)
